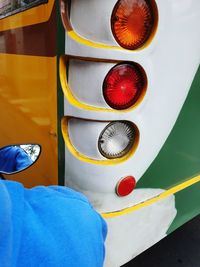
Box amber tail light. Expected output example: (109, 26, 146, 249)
(111, 0, 158, 50)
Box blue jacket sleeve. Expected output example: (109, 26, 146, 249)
(0, 180, 107, 267)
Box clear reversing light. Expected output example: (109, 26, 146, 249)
(111, 0, 158, 50)
(98, 121, 136, 159)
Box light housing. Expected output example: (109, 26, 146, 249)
(98, 121, 137, 159)
(111, 0, 158, 50)
(103, 62, 147, 110)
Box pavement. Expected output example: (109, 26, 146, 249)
(122, 215, 200, 267)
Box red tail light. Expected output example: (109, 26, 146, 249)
(116, 176, 136, 197)
(111, 0, 158, 50)
(103, 62, 147, 110)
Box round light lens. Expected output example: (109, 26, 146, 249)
(116, 176, 136, 197)
(111, 0, 158, 50)
(98, 121, 136, 159)
(103, 62, 147, 110)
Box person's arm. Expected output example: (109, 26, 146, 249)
(0, 180, 107, 267)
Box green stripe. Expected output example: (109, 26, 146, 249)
(168, 181, 200, 234)
(136, 65, 200, 233)
(56, 0, 65, 185)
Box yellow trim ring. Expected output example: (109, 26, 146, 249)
(102, 175, 200, 219)
(61, 117, 139, 166)
(67, 17, 158, 51)
(66, 0, 159, 51)
(61, 0, 158, 51)
(68, 31, 124, 51)
(59, 56, 147, 113)
(59, 56, 112, 112)
(68, 25, 158, 51)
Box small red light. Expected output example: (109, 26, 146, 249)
(116, 176, 136, 197)
(111, 0, 158, 50)
(103, 62, 146, 110)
